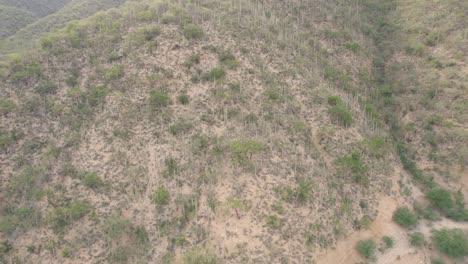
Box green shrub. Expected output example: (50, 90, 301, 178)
(35, 81, 58, 95)
(327, 95, 342, 106)
(183, 24, 204, 39)
(149, 91, 170, 110)
(177, 94, 190, 105)
(184, 54, 200, 68)
(266, 215, 283, 229)
(426, 188, 453, 211)
(152, 187, 170, 206)
(432, 228, 468, 259)
(229, 140, 263, 163)
(48, 200, 92, 233)
(218, 50, 239, 69)
(431, 259, 445, 264)
(0, 99, 16, 115)
(356, 239, 375, 259)
(205, 67, 225, 81)
(0, 136, 14, 150)
(81, 172, 104, 189)
(11, 63, 42, 82)
(405, 42, 425, 56)
(409, 232, 425, 247)
(337, 152, 368, 185)
(279, 179, 314, 205)
(169, 120, 192, 135)
(137, 25, 161, 41)
(102, 215, 149, 262)
(105, 65, 124, 81)
(392, 207, 417, 228)
(329, 104, 353, 127)
(136, 10, 157, 21)
(86, 87, 110, 107)
(162, 158, 178, 178)
(344, 42, 361, 53)
(183, 247, 219, 264)
(382, 236, 394, 248)
(361, 136, 386, 158)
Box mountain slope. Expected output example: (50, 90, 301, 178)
(0, 0, 135, 55)
(0, 0, 467, 263)
(0, 0, 71, 17)
(0, 5, 37, 38)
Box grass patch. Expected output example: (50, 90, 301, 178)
(152, 187, 170, 206)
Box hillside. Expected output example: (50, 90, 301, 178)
(0, 0, 71, 17)
(0, 0, 135, 55)
(0, 5, 37, 38)
(0, 0, 467, 263)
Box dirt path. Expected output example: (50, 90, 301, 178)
(316, 193, 468, 264)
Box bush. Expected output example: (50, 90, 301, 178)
(183, 24, 204, 39)
(105, 65, 124, 81)
(337, 152, 368, 185)
(81, 172, 104, 189)
(86, 87, 110, 107)
(205, 67, 225, 81)
(48, 200, 92, 233)
(102, 215, 149, 262)
(432, 228, 468, 259)
(392, 207, 417, 228)
(162, 158, 178, 178)
(426, 188, 453, 211)
(266, 215, 283, 229)
(356, 239, 375, 259)
(229, 140, 263, 163)
(431, 259, 445, 264)
(35, 81, 58, 95)
(169, 120, 192, 135)
(409, 232, 425, 247)
(137, 25, 161, 41)
(329, 104, 353, 127)
(184, 54, 200, 68)
(184, 247, 219, 264)
(382, 236, 394, 248)
(219, 50, 239, 69)
(152, 187, 170, 206)
(177, 94, 190, 105)
(149, 91, 170, 110)
(0, 99, 16, 115)
(327, 95, 342, 106)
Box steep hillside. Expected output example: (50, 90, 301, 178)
(389, 0, 467, 197)
(0, 5, 37, 38)
(0, 0, 136, 55)
(0, 0, 467, 263)
(0, 0, 71, 17)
